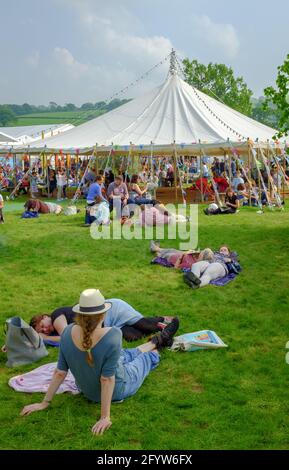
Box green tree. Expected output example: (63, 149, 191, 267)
(264, 54, 289, 139)
(251, 97, 281, 128)
(0, 105, 17, 126)
(183, 58, 253, 116)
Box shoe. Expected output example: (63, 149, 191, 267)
(151, 317, 179, 350)
(184, 276, 200, 289)
(162, 316, 174, 324)
(203, 208, 209, 215)
(185, 272, 201, 285)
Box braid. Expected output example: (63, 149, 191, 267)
(75, 314, 104, 366)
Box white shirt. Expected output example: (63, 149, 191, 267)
(0, 194, 3, 203)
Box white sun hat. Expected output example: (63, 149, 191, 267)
(72, 289, 111, 315)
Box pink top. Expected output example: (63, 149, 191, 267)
(168, 253, 199, 269)
(140, 207, 169, 226)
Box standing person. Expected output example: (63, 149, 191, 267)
(56, 169, 67, 201)
(232, 171, 245, 192)
(30, 170, 38, 199)
(48, 169, 57, 198)
(0, 192, 4, 223)
(20, 289, 179, 435)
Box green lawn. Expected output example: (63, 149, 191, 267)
(9, 110, 104, 126)
(0, 201, 289, 450)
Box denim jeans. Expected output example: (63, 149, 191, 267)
(118, 348, 160, 400)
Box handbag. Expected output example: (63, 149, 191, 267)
(5, 316, 48, 367)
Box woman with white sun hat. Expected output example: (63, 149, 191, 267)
(21, 288, 179, 435)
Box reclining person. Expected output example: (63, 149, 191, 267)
(30, 298, 173, 343)
(24, 199, 62, 215)
(21, 289, 180, 435)
(184, 246, 233, 289)
(150, 241, 213, 270)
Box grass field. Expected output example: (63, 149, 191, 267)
(0, 201, 289, 450)
(9, 110, 104, 127)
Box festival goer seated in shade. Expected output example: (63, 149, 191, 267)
(236, 183, 249, 206)
(232, 171, 244, 192)
(21, 289, 180, 435)
(185, 246, 233, 289)
(30, 298, 174, 343)
(107, 175, 129, 219)
(24, 199, 62, 215)
(127, 174, 156, 206)
(190, 177, 214, 200)
(213, 172, 229, 194)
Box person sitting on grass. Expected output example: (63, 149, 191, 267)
(20, 289, 179, 435)
(184, 246, 233, 289)
(30, 298, 174, 343)
(204, 187, 240, 215)
(83, 175, 109, 227)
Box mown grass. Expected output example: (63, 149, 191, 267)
(0, 201, 289, 450)
(9, 110, 104, 127)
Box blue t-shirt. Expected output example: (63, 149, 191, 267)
(104, 299, 143, 328)
(57, 324, 125, 402)
(86, 183, 105, 203)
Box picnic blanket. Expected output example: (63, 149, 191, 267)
(182, 268, 238, 286)
(9, 362, 79, 395)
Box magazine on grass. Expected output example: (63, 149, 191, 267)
(171, 330, 228, 352)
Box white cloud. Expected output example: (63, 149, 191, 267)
(191, 15, 240, 59)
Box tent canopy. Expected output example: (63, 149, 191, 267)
(22, 73, 278, 152)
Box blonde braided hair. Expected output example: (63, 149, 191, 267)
(75, 313, 105, 366)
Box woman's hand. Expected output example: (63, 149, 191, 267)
(91, 417, 112, 435)
(20, 401, 50, 417)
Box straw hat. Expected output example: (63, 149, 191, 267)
(72, 289, 111, 315)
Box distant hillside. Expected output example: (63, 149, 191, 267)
(0, 98, 131, 127)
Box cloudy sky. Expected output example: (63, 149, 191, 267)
(0, 0, 288, 105)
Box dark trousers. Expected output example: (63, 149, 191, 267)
(121, 316, 164, 342)
(0, 208, 4, 222)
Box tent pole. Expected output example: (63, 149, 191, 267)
(200, 151, 204, 203)
(173, 143, 178, 203)
(248, 143, 252, 206)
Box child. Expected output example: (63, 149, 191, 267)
(0, 192, 4, 223)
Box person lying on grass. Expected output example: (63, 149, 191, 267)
(30, 299, 174, 343)
(20, 289, 179, 435)
(184, 246, 234, 289)
(24, 199, 62, 215)
(150, 241, 215, 270)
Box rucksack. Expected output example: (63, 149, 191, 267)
(4, 316, 48, 367)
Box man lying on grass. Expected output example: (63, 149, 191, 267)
(21, 289, 179, 435)
(30, 298, 174, 343)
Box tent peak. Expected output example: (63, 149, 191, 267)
(168, 49, 178, 77)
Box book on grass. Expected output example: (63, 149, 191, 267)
(170, 330, 228, 352)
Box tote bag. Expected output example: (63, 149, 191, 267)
(5, 316, 48, 367)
